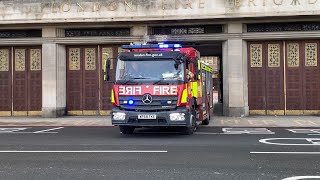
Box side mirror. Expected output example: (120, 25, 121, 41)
(174, 63, 179, 70)
(194, 59, 200, 80)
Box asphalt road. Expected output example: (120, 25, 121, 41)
(0, 126, 319, 180)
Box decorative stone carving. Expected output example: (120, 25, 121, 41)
(15, 49, 26, 71)
(0, 49, 9, 71)
(85, 48, 96, 70)
(305, 43, 317, 67)
(287, 43, 300, 67)
(250, 44, 262, 67)
(69, 48, 80, 70)
(30, 49, 41, 71)
(268, 44, 280, 67)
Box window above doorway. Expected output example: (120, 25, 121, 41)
(247, 22, 320, 32)
(149, 25, 223, 35)
(65, 28, 131, 37)
(0, 30, 42, 38)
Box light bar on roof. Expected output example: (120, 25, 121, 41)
(121, 44, 182, 49)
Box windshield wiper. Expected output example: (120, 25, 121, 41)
(121, 79, 137, 85)
(153, 78, 169, 85)
(131, 77, 152, 79)
(120, 77, 152, 85)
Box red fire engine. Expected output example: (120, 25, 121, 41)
(105, 44, 213, 135)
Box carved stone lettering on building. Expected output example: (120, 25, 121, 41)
(30, 49, 41, 71)
(250, 44, 262, 68)
(69, 48, 80, 71)
(249, 0, 257, 6)
(0, 0, 206, 15)
(175, 0, 193, 9)
(227, 0, 319, 7)
(0, 49, 9, 72)
(268, 44, 280, 67)
(2, 0, 320, 22)
(305, 43, 317, 67)
(291, 0, 300, 5)
(85, 48, 96, 71)
(309, 0, 318, 4)
(15, 49, 26, 72)
(287, 43, 300, 67)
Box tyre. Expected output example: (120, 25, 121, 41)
(119, 126, 135, 134)
(202, 104, 211, 125)
(182, 126, 194, 135)
(182, 114, 196, 135)
(202, 118, 210, 125)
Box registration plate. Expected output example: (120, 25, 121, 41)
(138, 114, 157, 119)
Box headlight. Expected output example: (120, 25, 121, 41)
(170, 113, 185, 121)
(113, 112, 126, 120)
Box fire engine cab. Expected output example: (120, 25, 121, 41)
(105, 44, 214, 135)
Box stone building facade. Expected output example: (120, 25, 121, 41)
(1, 0, 320, 117)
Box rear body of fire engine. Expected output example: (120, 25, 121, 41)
(107, 44, 214, 135)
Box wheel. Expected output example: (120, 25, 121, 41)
(202, 103, 211, 125)
(202, 118, 210, 125)
(182, 126, 194, 135)
(182, 113, 196, 135)
(119, 126, 135, 134)
(182, 99, 198, 135)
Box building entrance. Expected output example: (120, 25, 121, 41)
(0, 47, 42, 116)
(66, 45, 118, 115)
(248, 41, 320, 115)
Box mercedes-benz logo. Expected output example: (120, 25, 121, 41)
(142, 94, 153, 105)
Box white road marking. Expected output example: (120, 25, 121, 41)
(0, 128, 27, 133)
(222, 128, 275, 134)
(259, 138, 320, 146)
(251, 152, 320, 154)
(194, 132, 220, 135)
(0, 150, 168, 153)
(33, 127, 64, 133)
(195, 128, 275, 135)
(0, 132, 58, 134)
(282, 176, 320, 180)
(287, 129, 320, 135)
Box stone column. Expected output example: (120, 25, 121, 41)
(131, 25, 148, 44)
(42, 27, 66, 117)
(222, 23, 249, 117)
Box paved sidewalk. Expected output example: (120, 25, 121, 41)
(0, 116, 111, 127)
(211, 116, 320, 127)
(0, 115, 320, 127)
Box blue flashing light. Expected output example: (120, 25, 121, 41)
(160, 100, 167, 105)
(174, 44, 182, 48)
(121, 44, 182, 49)
(159, 44, 169, 48)
(128, 100, 134, 105)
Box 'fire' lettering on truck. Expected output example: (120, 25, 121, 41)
(118, 86, 142, 95)
(118, 85, 178, 95)
(154, 86, 178, 95)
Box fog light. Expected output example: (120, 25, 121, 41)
(113, 112, 126, 120)
(170, 113, 185, 121)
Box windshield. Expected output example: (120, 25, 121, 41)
(115, 59, 184, 82)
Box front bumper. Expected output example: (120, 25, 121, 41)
(112, 107, 191, 127)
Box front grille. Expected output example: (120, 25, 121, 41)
(128, 117, 167, 124)
(119, 96, 178, 111)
